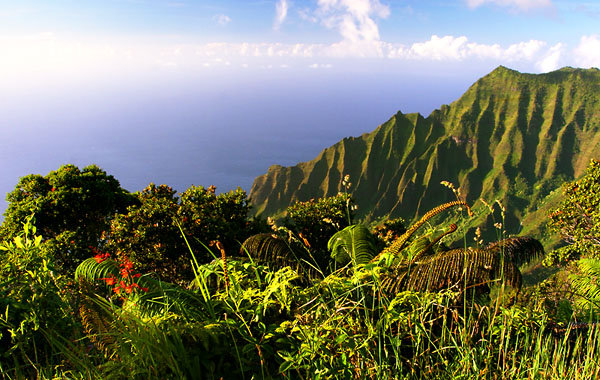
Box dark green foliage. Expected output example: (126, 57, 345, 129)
(328, 224, 378, 266)
(106, 183, 184, 282)
(0, 164, 135, 273)
(548, 159, 600, 263)
(284, 192, 354, 268)
(372, 217, 407, 249)
(106, 184, 253, 283)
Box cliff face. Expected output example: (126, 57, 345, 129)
(250, 66, 600, 242)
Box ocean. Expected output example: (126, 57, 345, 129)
(0, 65, 479, 219)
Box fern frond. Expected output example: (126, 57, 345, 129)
(75, 257, 120, 284)
(570, 258, 600, 313)
(328, 225, 377, 266)
(485, 236, 544, 267)
(372, 201, 471, 263)
(380, 248, 522, 296)
(79, 295, 118, 359)
(135, 277, 209, 321)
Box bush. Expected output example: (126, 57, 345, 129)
(107, 184, 255, 283)
(0, 164, 135, 274)
(284, 193, 355, 269)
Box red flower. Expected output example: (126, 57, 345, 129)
(132, 273, 141, 279)
(121, 261, 134, 271)
(101, 276, 117, 286)
(93, 251, 110, 263)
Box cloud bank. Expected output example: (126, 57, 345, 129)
(1, 0, 598, 86)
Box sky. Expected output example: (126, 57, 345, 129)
(1, 0, 599, 215)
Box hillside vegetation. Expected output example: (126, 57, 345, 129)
(250, 66, 600, 247)
(3, 66, 600, 379)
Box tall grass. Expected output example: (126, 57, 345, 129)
(6, 201, 600, 379)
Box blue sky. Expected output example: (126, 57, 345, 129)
(1, 0, 599, 215)
(1, 0, 599, 83)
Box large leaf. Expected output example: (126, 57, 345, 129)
(569, 258, 600, 314)
(380, 247, 522, 296)
(75, 257, 119, 283)
(485, 236, 545, 267)
(327, 225, 377, 266)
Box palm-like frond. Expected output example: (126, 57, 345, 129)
(485, 236, 545, 267)
(328, 225, 378, 266)
(240, 233, 296, 265)
(570, 258, 600, 314)
(371, 201, 472, 263)
(75, 257, 120, 284)
(380, 247, 522, 296)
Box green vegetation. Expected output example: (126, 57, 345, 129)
(3, 157, 600, 379)
(249, 66, 600, 250)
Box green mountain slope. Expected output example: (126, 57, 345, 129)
(249, 66, 600, 246)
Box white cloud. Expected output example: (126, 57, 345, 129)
(466, 0, 553, 11)
(213, 14, 231, 26)
(316, 0, 390, 43)
(535, 43, 564, 72)
(574, 35, 600, 68)
(385, 35, 548, 64)
(274, 0, 289, 30)
(1, 31, 592, 87)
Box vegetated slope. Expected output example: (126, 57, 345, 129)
(250, 66, 600, 246)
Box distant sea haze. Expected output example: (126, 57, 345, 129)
(0, 67, 479, 219)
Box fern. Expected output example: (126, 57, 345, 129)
(485, 236, 545, 267)
(570, 258, 600, 315)
(79, 295, 119, 359)
(328, 225, 377, 266)
(75, 257, 209, 321)
(75, 257, 120, 284)
(399, 223, 458, 266)
(380, 247, 522, 296)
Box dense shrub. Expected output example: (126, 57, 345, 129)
(0, 164, 135, 274)
(284, 193, 355, 269)
(107, 184, 256, 283)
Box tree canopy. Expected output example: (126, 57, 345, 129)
(0, 164, 135, 272)
(547, 159, 600, 263)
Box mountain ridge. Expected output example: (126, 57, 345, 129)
(249, 66, 600, 245)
